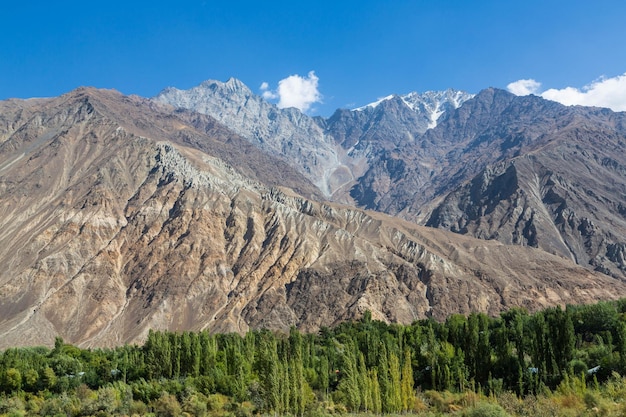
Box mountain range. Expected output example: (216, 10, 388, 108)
(1, 79, 625, 347)
(157, 81, 626, 279)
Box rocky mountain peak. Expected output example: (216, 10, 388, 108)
(198, 77, 252, 95)
(154, 79, 476, 202)
(154, 79, 355, 198)
(157, 78, 254, 111)
(354, 88, 474, 129)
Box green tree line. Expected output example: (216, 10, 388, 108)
(2, 299, 626, 415)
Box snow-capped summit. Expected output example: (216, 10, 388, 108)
(354, 89, 474, 129)
(353, 95, 396, 112)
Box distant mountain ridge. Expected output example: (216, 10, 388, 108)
(154, 79, 472, 202)
(353, 88, 626, 279)
(155, 80, 626, 280)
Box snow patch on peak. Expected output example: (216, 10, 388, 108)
(353, 95, 396, 111)
(354, 88, 474, 128)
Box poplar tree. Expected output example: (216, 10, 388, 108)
(279, 360, 290, 415)
(388, 351, 402, 413)
(191, 332, 201, 377)
(369, 369, 382, 414)
(169, 332, 180, 379)
(319, 354, 329, 399)
(357, 352, 371, 411)
(615, 320, 626, 373)
(548, 307, 575, 376)
(377, 342, 391, 412)
(401, 348, 414, 411)
(199, 331, 217, 376)
(337, 345, 360, 411)
(288, 328, 306, 417)
(181, 331, 192, 376)
(144, 330, 158, 379)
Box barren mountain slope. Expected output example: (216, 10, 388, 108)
(0, 88, 624, 348)
(155, 83, 626, 282)
(426, 134, 626, 279)
(347, 89, 626, 277)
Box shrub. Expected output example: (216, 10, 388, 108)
(496, 391, 522, 415)
(206, 393, 230, 412)
(152, 392, 182, 417)
(603, 371, 626, 401)
(0, 395, 25, 416)
(583, 391, 600, 409)
(462, 401, 511, 417)
(569, 359, 588, 376)
(520, 395, 565, 417)
(129, 399, 149, 415)
(183, 393, 208, 417)
(558, 393, 583, 409)
(424, 389, 458, 412)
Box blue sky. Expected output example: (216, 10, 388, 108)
(2, 0, 626, 115)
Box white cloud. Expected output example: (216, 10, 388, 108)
(260, 81, 278, 100)
(260, 71, 322, 113)
(541, 74, 626, 111)
(540, 86, 586, 107)
(507, 73, 626, 112)
(507, 79, 541, 96)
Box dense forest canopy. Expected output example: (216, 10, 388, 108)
(2, 299, 626, 416)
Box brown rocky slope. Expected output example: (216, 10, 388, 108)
(0, 88, 624, 348)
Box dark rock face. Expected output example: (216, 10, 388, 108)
(427, 140, 626, 279)
(339, 88, 626, 279)
(348, 89, 573, 218)
(327, 96, 428, 149)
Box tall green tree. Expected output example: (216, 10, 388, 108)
(336, 345, 360, 412)
(388, 351, 402, 413)
(369, 368, 382, 414)
(377, 342, 391, 412)
(400, 348, 414, 412)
